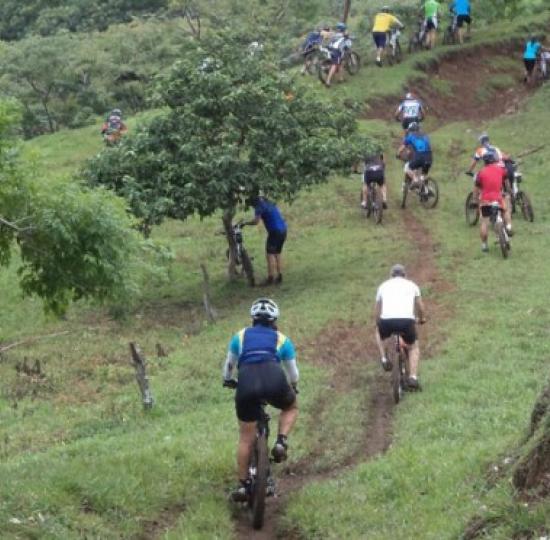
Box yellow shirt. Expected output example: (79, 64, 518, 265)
(372, 13, 400, 33)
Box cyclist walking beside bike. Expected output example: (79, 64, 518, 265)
(449, 0, 471, 44)
(375, 264, 426, 390)
(324, 22, 352, 87)
(372, 6, 404, 67)
(474, 151, 509, 253)
(395, 92, 426, 132)
(422, 0, 441, 49)
(397, 122, 433, 188)
(244, 195, 287, 286)
(223, 298, 299, 501)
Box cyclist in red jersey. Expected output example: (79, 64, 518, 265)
(474, 151, 507, 252)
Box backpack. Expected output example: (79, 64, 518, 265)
(302, 31, 322, 51)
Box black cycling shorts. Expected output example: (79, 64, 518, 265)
(372, 32, 387, 49)
(236, 361, 296, 422)
(456, 15, 471, 28)
(364, 170, 385, 185)
(378, 318, 417, 345)
(266, 230, 286, 255)
(524, 59, 536, 74)
(409, 151, 433, 174)
(402, 117, 420, 130)
(480, 204, 503, 218)
(425, 17, 437, 31)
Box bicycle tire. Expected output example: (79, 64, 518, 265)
(345, 51, 361, 75)
(373, 187, 383, 224)
(395, 42, 403, 63)
(517, 191, 534, 222)
(465, 191, 479, 226)
(401, 180, 409, 209)
(387, 47, 395, 66)
(251, 434, 268, 530)
(241, 248, 255, 287)
(305, 57, 318, 75)
(496, 222, 509, 259)
(318, 59, 331, 85)
(419, 178, 439, 209)
(389, 341, 401, 404)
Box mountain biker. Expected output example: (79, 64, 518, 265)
(300, 29, 324, 75)
(361, 152, 388, 210)
(395, 92, 426, 131)
(523, 35, 542, 84)
(375, 264, 426, 390)
(223, 298, 299, 502)
(449, 0, 471, 44)
(101, 108, 127, 145)
(396, 122, 433, 187)
(422, 0, 441, 49)
(467, 133, 513, 236)
(244, 196, 287, 285)
(372, 6, 405, 67)
(325, 22, 352, 87)
(474, 151, 509, 253)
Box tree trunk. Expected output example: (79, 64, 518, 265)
(343, 0, 351, 23)
(222, 209, 238, 279)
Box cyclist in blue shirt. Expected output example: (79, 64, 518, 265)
(397, 122, 433, 187)
(449, 0, 471, 44)
(223, 298, 299, 501)
(245, 196, 287, 285)
(523, 35, 542, 84)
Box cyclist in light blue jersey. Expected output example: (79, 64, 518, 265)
(523, 35, 542, 84)
(450, 0, 471, 44)
(397, 122, 433, 186)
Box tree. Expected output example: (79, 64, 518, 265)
(84, 32, 374, 277)
(343, 0, 351, 23)
(0, 99, 147, 314)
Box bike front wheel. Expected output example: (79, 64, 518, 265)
(345, 51, 361, 75)
(373, 187, 383, 224)
(394, 42, 403, 63)
(250, 434, 268, 529)
(465, 191, 479, 226)
(318, 59, 332, 85)
(496, 222, 510, 259)
(517, 191, 534, 222)
(401, 180, 409, 209)
(419, 178, 439, 209)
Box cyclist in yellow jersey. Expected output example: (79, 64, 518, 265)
(372, 6, 404, 66)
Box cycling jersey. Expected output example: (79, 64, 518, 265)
(524, 40, 541, 60)
(450, 0, 470, 16)
(372, 13, 402, 33)
(302, 31, 322, 51)
(376, 277, 421, 320)
(328, 33, 352, 52)
(476, 164, 506, 205)
(424, 0, 440, 18)
(403, 132, 431, 153)
(228, 325, 296, 367)
(254, 198, 287, 233)
(398, 99, 424, 119)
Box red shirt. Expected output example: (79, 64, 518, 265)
(476, 164, 506, 205)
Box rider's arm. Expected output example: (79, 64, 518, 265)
(394, 104, 402, 120)
(278, 336, 299, 383)
(374, 298, 382, 323)
(393, 16, 405, 29)
(243, 216, 260, 226)
(396, 143, 407, 158)
(222, 334, 240, 380)
(415, 296, 427, 322)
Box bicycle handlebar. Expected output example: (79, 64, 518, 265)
(223, 378, 238, 389)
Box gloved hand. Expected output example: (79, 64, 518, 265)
(223, 378, 238, 389)
(291, 382, 299, 394)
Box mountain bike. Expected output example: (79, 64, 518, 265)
(408, 20, 428, 53)
(225, 221, 255, 286)
(224, 379, 275, 530)
(386, 28, 403, 65)
(387, 333, 409, 404)
(362, 182, 384, 224)
(401, 174, 439, 209)
(304, 44, 330, 75)
(442, 16, 458, 45)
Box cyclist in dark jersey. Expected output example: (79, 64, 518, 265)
(245, 196, 288, 285)
(362, 152, 388, 209)
(223, 298, 299, 501)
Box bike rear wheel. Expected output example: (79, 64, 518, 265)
(495, 222, 510, 259)
(345, 51, 361, 75)
(318, 59, 332, 85)
(389, 341, 402, 404)
(419, 178, 439, 209)
(250, 434, 268, 529)
(394, 42, 403, 63)
(240, 248, 255, 287)
(517, 191, 534, 222)
(401, 180, 409, 209)
(373, 186, 383, 224)
(465, 191, 479, 226)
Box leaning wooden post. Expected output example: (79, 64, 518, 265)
(129, 342, 154, 410)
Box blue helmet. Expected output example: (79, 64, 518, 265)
(336, 22, 347, 31)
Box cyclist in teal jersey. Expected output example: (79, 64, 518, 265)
(523, 36, 542, 84)
(223, 298, 299, 501)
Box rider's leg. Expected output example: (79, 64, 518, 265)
(375, 327, 387, 361)
(408, 341, 420, 379)
(325, 64, 337, 86)
(480, 215, 489, 251)
(362, 183, 369, 207)
(381, 182, 388, 204)
(265, 253, 276, 283)
(237, 421, 257, 481)
(278, 400, 298, 437)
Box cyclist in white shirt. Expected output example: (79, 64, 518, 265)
(374, 264, 426, 389)
(395, 92, 426, 132)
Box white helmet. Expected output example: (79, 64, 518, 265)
(405, 92, 414, 99)
(250, 298, 280, 321)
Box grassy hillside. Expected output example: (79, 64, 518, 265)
(2, 9, 550, 540)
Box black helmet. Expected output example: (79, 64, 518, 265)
(382, 5, 393, 13)
(390, 263, 406, 277)
(111, 108, 122, 117)
(482, 150, 498, 165)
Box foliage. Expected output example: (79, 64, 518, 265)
(0, 99, 146, 314)
(84, 32, 374, 231)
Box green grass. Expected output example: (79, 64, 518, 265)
(3, 12, 550, 539)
